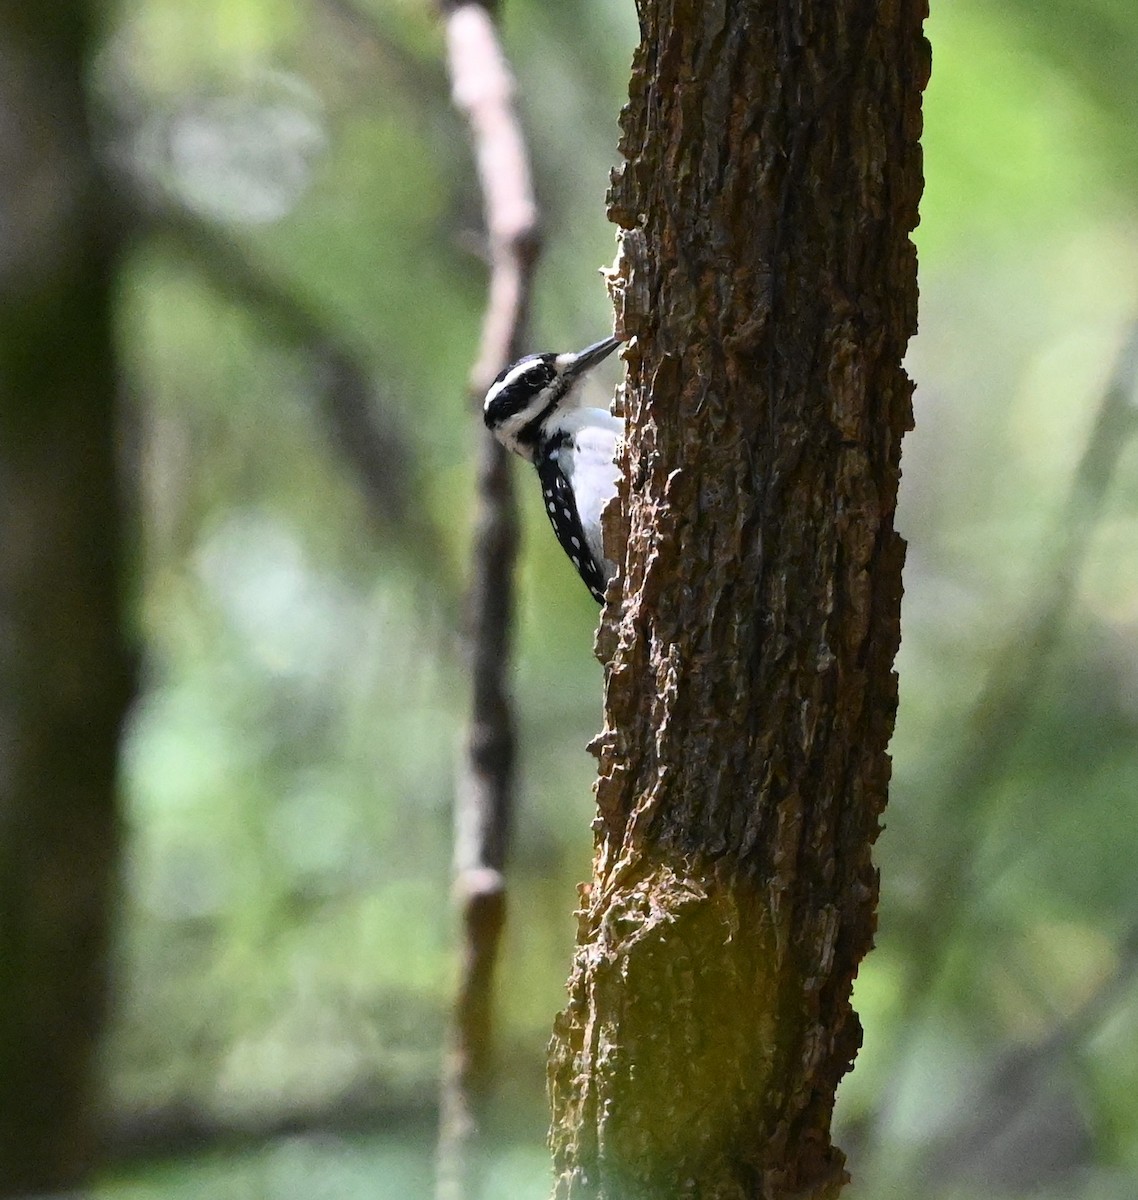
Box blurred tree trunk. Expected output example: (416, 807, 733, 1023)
(0, 8, 135, 1195)
(548, 3, 927, 1198)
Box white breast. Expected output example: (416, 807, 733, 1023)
(551, 408, 622, 579)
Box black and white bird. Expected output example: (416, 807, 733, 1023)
(483, 336, 622, 603)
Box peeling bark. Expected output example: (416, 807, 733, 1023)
(548, 3, 928, 1197)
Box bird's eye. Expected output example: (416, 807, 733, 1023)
(525, 363, 554, 388)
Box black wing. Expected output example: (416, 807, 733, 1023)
(535, 450, 608, 603)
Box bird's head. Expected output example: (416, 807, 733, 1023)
(483, 336, 620, 461)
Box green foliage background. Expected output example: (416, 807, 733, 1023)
(96, 0, 1138, 1195)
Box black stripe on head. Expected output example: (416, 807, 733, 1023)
(483, 354, 558, 430)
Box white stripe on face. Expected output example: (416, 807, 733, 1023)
(485, 359, 540, 412)
(483, 357, 563, 459)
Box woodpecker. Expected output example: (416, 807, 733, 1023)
(483, 336, 622, 603)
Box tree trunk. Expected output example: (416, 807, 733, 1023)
(0, 8, 135, 1194)
(548, 3, 927, 1198)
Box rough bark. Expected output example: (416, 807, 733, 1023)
(0, 7, 135, 1195)
(548, 3, 927, 1198)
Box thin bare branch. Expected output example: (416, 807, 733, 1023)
(870, 319, 1138, 1146)
(141, 201, 457, 599)
(915, 917, 1138, 1192)
(310, 0, 446, 100)
(436, 4, 542, 1199)
(905, 320, 1138, 990)
(101, 1090, 435, 1164)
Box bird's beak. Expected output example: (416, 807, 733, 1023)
(560, 336, 621, 378)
